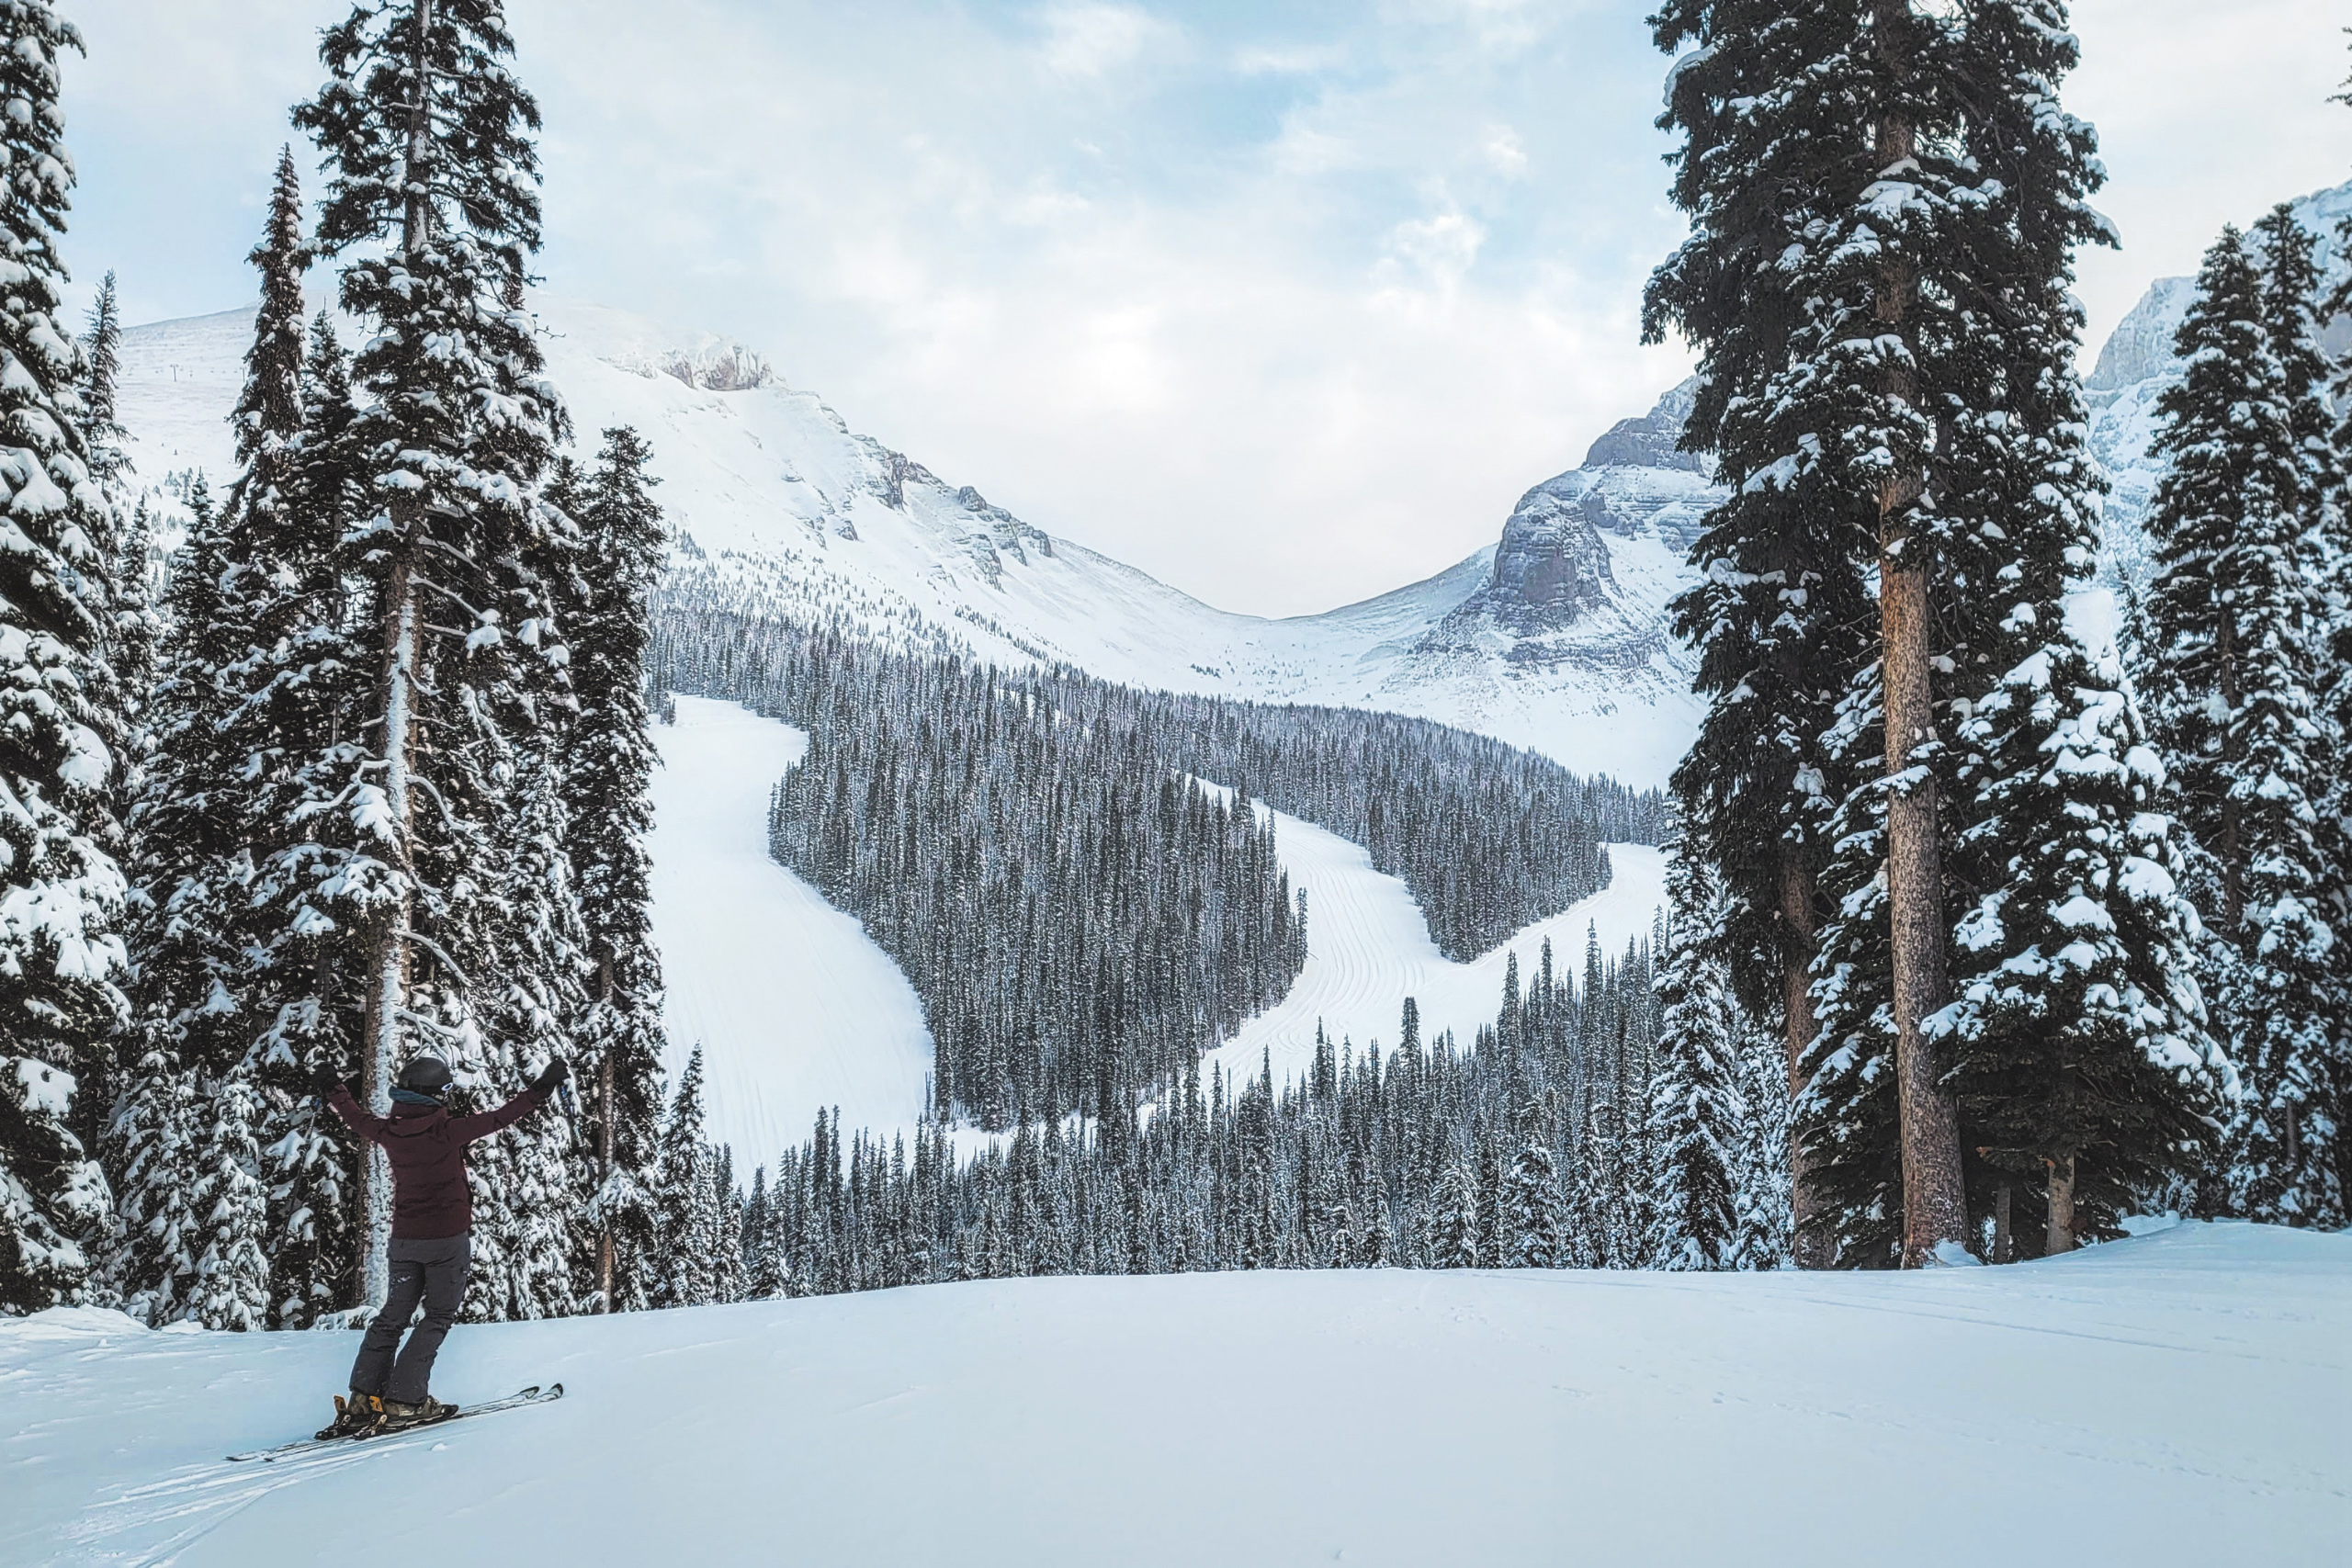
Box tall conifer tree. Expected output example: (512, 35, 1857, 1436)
(1645, 832, 1741, 1269)
(551, 430, 668, 1312)
(292, 0, 581, 1299)
(1646, 0, 1879, 1269)
(2143, 224, 2342, 1227)
(0, 0, 132, 1314)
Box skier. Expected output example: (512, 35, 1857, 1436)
(311, 1053, 571, 1437)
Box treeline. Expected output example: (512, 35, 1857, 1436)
(1057, 681, 1659, 960)
(635, 907, 1792, 1305)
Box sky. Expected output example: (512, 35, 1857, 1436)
(62, 0, 2352, 618)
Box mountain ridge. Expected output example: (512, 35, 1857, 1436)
(119, 297, 1712, 786)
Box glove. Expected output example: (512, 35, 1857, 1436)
(529, 1056, 571, 1095)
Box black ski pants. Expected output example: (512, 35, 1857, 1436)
(351, 1233, 472, 1404)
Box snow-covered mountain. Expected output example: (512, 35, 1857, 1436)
(2086, 178, 2352, 585)
(118, 299, 1713, 788)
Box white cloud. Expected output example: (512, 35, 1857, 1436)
(1381, 209, 1488, 290)
(1035, 3, 1180, 80)
(1483, 123, 1528, 175)
(59, 0, 2352, 618)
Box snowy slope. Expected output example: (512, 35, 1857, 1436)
(648, 702, 1660, 1160)
(1204, 808, 1662, 1089)
(647, 697, 932, 1174)
(13, 1223, 2346, 1567)
(115, 298, 1706, 787)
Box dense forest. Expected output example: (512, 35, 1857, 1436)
(639, 899, 1794, 1301)
(651, 604, 1661, 1127)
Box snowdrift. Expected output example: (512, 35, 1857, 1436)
(9, 1223, 2346, 1566)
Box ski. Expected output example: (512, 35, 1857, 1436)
(226, 1383, 563, 1462)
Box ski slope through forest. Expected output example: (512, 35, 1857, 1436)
(647, 696, 933, 1173)
(11, 1224, 2344, 1566)
(650, 701, 1663, 1168)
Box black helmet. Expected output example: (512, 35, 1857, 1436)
(397, 1056, 454, 1096)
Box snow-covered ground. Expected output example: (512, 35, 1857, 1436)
(11, 1223, 2345, 1566)
(647, 696, 932, 1175)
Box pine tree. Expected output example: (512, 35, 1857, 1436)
(1499, 1111, 1565, 1269)
(0, 0, 132, 1314)
(110, 476, 277, 1323)
(180, 1066, 272, 1330)
(1571, 1098, 1634, 1269)
(551, 431, 668, 1312)
(115, 161, 357, 1328)
(651, 1048, 719, 1309)
(245, 312, 370, 1329)
(1645, 0, 1882, 1269)
(292, 0, 581, 1299)
(2143, 223, 2342, 1228)
(1645, 832, 1742, 1269)
(2325, 62, 2352, 1193)
(106, 1040, 203, 1323)
(1727, 1019, 1792, 1269)
(1428, 1158, 1480, 1269)
(81, 271, 126, 491)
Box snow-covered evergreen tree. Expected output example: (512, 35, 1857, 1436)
(1645, 0, 1887, 1270)
(81, 270, 125, 491)
(0, 0, 132, 1313)
(651, 1048, 720, 1309)
(1727, 1019, 1792, 1269)
(1645, 832, 1741, 1269)
(180, 1066, 272, 1331)
(292, 0, 580, 1299)
(1571, 1098, 1637, 1269)
(1428, 1158, 1479, 1269)
(106, 1039, 203, 1324)
(1499, 1111, 1565, 1269)
(109, 474, 278, 1325)
(2143, 223, 2342, 1228)
(550, 430, 668, 1312)
(245, 314, 371, 1328)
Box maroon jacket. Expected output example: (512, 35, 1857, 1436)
(326, 1084, 552, 1240)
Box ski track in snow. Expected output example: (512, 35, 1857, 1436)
(14, 1224, 2348, 1567)
(648, 695, 932, 1177)
(649, 699, 1661, 1167)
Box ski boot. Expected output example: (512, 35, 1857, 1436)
(317, 1390, 383, 1441)
(378, 1394, 460, 1432)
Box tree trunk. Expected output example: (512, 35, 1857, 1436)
(361, 565, 420, 1305)
(1873, 0, 1969, 1269)
(2217, 614, 2241, 929)
(2044, 1155, 2076, 1255)
(1993, 1179, 2012, 1265)
(598, 953, 616, 1313)
(403, 0, 435, 258)
(361, 0, 436, 1305)
(1779, 856, 1833, 1269)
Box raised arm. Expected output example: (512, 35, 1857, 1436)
(322, 1081, 392, 1146)
(447, 1056, 570, 1145)
(447, 1086, 551, 1145)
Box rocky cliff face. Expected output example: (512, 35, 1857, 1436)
(1429, 379, 1715, 651)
